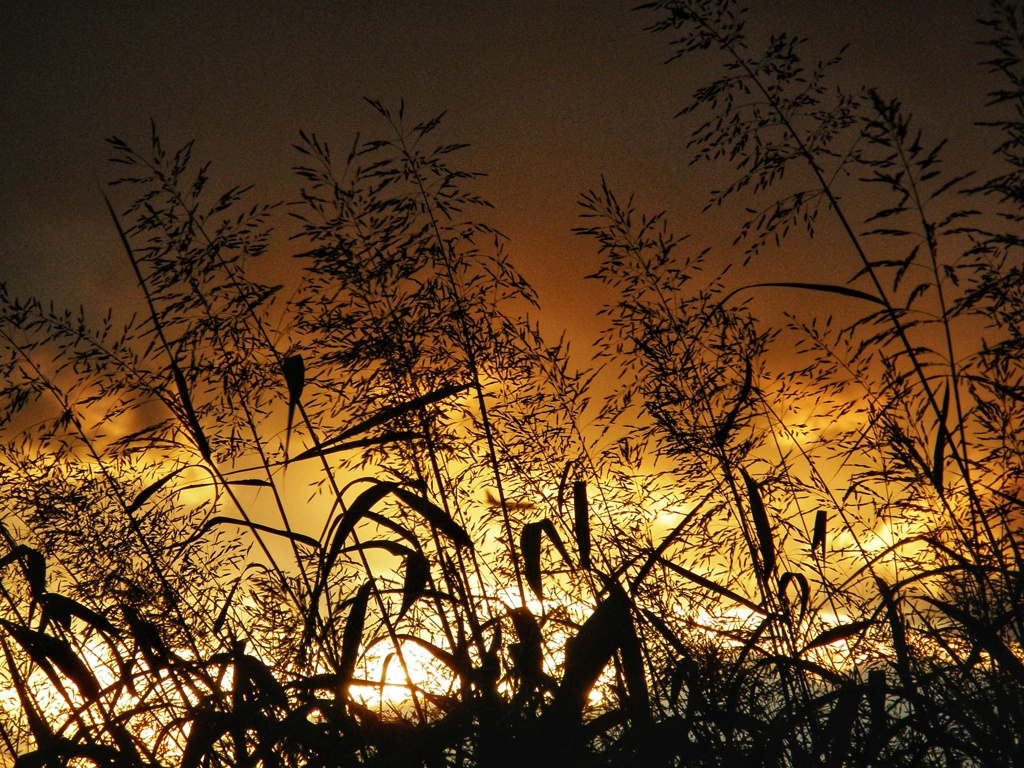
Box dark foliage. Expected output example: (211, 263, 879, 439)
(1, 3, 1024, 766)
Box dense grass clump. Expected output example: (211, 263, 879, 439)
(2, 2, 1024, 766)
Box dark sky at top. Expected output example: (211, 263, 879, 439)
(0, 1, 995, 342)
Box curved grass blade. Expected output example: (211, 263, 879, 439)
(1, 637, 54, 750)
(811, 508, 827, 560)
(930, 382, 950, 496)
(521, 522, 545, 599)
(574, 481, 591, 570)
(0, 545, 47, 601)
(289, 431, 420, 463)
(39, 593, 119, 638)
(778, 571, 809, 623)
(521, 519, 573, 600)
(339, 580, 374, 694)
(125, 467, 186, 516)
(399, 550, 430, 620)
(171, 366, 212, 462)
(192, 517, 320, 550)
(358, 510, 421, 548)
(803, 620, 873, 654)
(225, 478, 274, 488)
(540, 518, 572, 564)
(656, 556, 768, 616)
(392, 485, 472, 548)
(554, 583, 646, 721)
(0, 619, 101, 701)
(391, 634, 472, 680)
(739, 467, 775, 579)
(282, 353, 304, 458)
(724, 281, 886, 306)
(556, 461, 573, 511)
(554, 597, 622, 720)
(324, 381, 472, 447)
(305, 482, 396, 645)
(330, 482, 398, 556)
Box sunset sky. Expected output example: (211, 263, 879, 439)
(0, 1, 995, 343)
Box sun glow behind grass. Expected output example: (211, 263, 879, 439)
(0, 355, 979, 756)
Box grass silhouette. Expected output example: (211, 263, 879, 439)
(1, 2, 1024, 766)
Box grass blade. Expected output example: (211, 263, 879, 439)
(811, 508, 827, 560)
(330, 482, 397, 556)
(725, 281, 886, 306)
(574, 481, 591, 570)
(125, 467, 186, 516)
(739, 467, 775, 578)
(289, 431, 420, 463)
(326, 381, 472, 447)
(521, 519, 573, 600)
(282, 353, 304, 458)
(556, 461, 573, 511)
(521, 522, 544, 599)
(803, 620, 873, 653)
(391, 634, 472, 679)
(554, 582, 645, 720)
(39, 593, 119, 638)
(192, 516, 320, 550)
(0, 619, 101, 701)
(171, 365, 212, 463)
(392, 485, 473, 548)
(0, 545, 47, 601)
(339, 580, 374, 694)
(399, 550, 430, 620)
(540, 518, 572, 565)
(554, 595, 622, 720)
(930, 382, 950, 495)
(656, 557, 768, 615)
(213, 574, 244, 636)
(875, 578, 911, 686)
(0, 637, 54, 750)
(778, 571, 809, 623)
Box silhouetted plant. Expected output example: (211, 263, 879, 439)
(2, 3, 1024, 767)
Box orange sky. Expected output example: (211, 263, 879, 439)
(0, 1, 995, 346)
